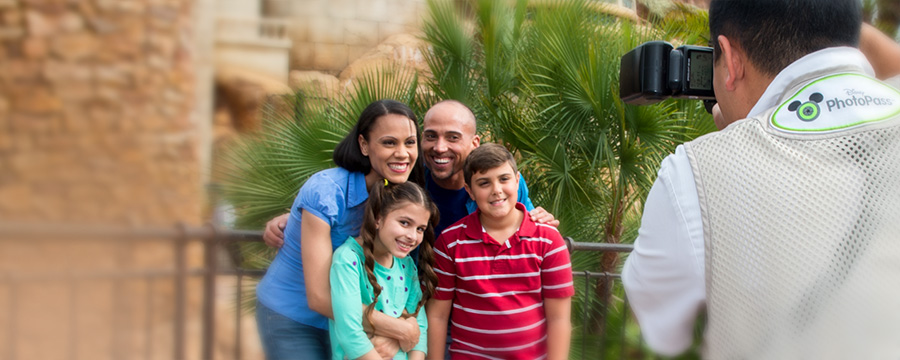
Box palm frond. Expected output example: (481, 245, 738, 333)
(221, 64, 424, 269)
(422, 0, 480, 105)
(224, 0, 715, 356)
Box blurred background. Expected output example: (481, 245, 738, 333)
(1, 0, 433, 358)
(0, 0, 896, 359)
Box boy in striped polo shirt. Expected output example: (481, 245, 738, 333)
(426, 143, 574, 360)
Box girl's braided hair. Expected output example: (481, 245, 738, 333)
(359, 181, 439, 327)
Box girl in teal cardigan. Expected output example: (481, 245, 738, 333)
(329, 181, 439, 360)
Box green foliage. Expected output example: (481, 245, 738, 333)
(863, 0, 900, 40)
(423, 0, 714, 248)
(421, 0, 713, 357)
(422, 0, 480, 104)
(222, 0, 714, 356)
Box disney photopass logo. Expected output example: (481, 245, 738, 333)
(772, 73, 900, 133)
(787, 92, 824, 121)
(787, 89, 895, 122)
(824, 88, 894, 112)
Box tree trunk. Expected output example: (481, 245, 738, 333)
(588, 192, 627, 334)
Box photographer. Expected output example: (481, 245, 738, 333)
(622, 0, 900, 357)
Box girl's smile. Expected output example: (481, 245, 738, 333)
(372, 202, 430, 267)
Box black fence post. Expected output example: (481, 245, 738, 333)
(68, 280, 77, 360)
(7, 280, 16, 360)
(203, 224, 217, 360)
(145, 277, 154, 360)
(174, 223, 187, 360)
(235, 270, 243, 360)
(582, 270, 590, 360)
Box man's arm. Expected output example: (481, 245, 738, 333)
(621, 148, 705, 356)
(263, 212, 289, 248)
(425, 299, 452, 360)
(860, 23, 900, 80)
(544, 297, 572, 360)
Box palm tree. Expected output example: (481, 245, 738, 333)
(422, 0, 714, 356)
(223, 0, 714, 356)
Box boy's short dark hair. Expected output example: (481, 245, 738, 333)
(463, 143, 518, 185)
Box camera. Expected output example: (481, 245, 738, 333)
(619, 41, 716, 110)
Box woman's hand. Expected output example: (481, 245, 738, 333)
(398, 315, 420, 352)
(369, 335, 400, 359)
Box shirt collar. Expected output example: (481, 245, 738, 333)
(463, 202, 534, 246)
(347, 170, 369, 207)
(748, 47, 876, 118)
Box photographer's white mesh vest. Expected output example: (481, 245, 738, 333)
(685, 71, 900, 358)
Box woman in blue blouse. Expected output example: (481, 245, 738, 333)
(255, 99, 426, 360)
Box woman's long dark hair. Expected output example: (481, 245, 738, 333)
(359, 182, 439, 327)
(333, 99, 425, 187)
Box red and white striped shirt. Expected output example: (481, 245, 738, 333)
(433, 203, 575, 360)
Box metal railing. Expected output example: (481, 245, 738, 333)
(0, 223, 646, 360)
(565, 238, 648, 360)
(0, 223, 258, 360)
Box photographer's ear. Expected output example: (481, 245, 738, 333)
(716, 35, 745, 92)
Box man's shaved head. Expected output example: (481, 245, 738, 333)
(424, 100, 477, 135)
(422, 100, 481, 189)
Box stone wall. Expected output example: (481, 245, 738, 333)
(0, 0, 208, 226)
(0, 0, 216, 359)
(263, 0, 427, 73)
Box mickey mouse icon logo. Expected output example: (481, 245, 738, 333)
(788, 92, 824, 121)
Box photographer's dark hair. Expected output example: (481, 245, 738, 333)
(359, 182, 439, 327)
(333, 99, 425, 186)
(710, 0, 861, 76)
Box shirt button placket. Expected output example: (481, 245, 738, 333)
(491, 243, 509, 274)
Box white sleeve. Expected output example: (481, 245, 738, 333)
(622, 145, 706, 356)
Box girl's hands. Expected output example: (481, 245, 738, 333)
(370, 335, 400, 359)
